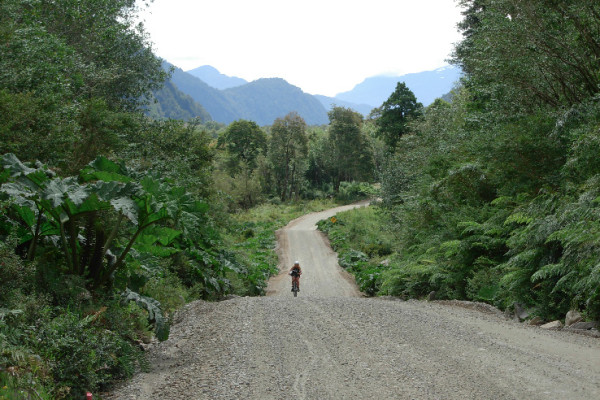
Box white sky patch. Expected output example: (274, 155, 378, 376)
(136, 0, 464, 96)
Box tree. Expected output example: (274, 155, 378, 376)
(327, 107, 374, 192)
(373, 82, 423, 150)
(306, 127, 333, 189)
(268, 112, 308, 201)
(218, 120, 267, 174)
(0, 0, 168, 170)
(452, 0, 600, 111)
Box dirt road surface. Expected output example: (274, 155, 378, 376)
(265, 201, 368, 298)
(106, 203, 600, 400)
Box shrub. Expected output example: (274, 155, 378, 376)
(335, 181, 378, 202)
(36, 310, 144, 399)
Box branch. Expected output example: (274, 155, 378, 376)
(102, 212, 124, 258)
(97, 216, 167, 287)
(59, 220, 73, 273)
(26, 204, 43, 261)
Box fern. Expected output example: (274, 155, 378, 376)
(531, 263, 567, 282)
(440, 240, 461, 257)
(504, 212, 533, 226)
(0, 308, 23, 321)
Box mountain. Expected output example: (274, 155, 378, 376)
(335, 65, 462, 107)
(150, 64, 459, 125)
(313, 95, 374, 116)
(169, 65, 240, 123)
(167, 64, 329, 125)
(147, 80, 212, 122)
(185, 65, 247, 90)
(224, 78, 328, 125)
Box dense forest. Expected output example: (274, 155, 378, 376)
(1, 0, 599, 399)
(320, 0, 600, 326)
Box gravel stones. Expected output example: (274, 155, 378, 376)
(105, 296, 600, 400)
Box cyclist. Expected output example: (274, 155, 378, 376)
(289, 261, 302, 292)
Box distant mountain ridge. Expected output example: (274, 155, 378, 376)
(149, 64, 460, 125)
(185, 65, 248, 90)
(313, 95, 374, 117)
(166, 63, 329, 125)
(336, 66, 462, 107)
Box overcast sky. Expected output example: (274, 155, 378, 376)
(136, 0, 465, 96)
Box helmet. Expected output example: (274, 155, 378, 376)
(294, 261, 299, 265)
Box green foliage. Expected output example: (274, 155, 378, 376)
(454, 0, 600, 111)
(147, 80, 212, 122)
(317, 206, 396, 296)
(218, 120, 267, 174)
(0, 0, 167, 172)
(36, 310, 143, 398)
(372, 82, 423, 150)
(335, 182, 379, 203)
(268, 112, 309, 201)
(327, 107, 375, 191)
(120, 118, 214, 197)
(359, 0, 600, 323)
(361, 0, 600, 323)
(120, 289, 169, 342)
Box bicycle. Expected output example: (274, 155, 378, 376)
(290, 269, 301, 297)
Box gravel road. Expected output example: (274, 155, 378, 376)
(106, 203, 600, 400)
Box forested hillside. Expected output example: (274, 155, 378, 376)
(146, 80, 212, 122)
(320, 0, 600, 326)
(185, 65, 248, 90)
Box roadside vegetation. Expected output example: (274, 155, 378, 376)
(319, 1, 600, 329)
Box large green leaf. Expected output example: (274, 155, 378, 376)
(0, 182, 38, 200)
(41, 178, 81, 208)
(145, 226, 182, 246)
(80, 156, 132, 183)
(92, 181, 141, 223)
(120, 289, 169, 341)
(14, 204, 36, 228)
(1, 153, 35, 177)
(111, 197, 139, 225)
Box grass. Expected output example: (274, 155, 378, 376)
(317, 204, 396, 296)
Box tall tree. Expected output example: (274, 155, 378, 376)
(327, 107, 374, 192)
(373, 82, 423, 150)
(218, 120, 267, 174)
(268, 112, 308, 201)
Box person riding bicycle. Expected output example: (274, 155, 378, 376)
(289, 261, 302, 292)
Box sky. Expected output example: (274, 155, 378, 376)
(136, 0, 465, 97)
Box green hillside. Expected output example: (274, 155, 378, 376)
(224, 78, 328, 125)
(147, 80, 212, 122)
(169, 66, 329, 125)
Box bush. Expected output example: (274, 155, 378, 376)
(141, 272, 189, 315)
(36, 310, 144, 398)
(0, 244, 35, 304)
(335, 181, 378, 202)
